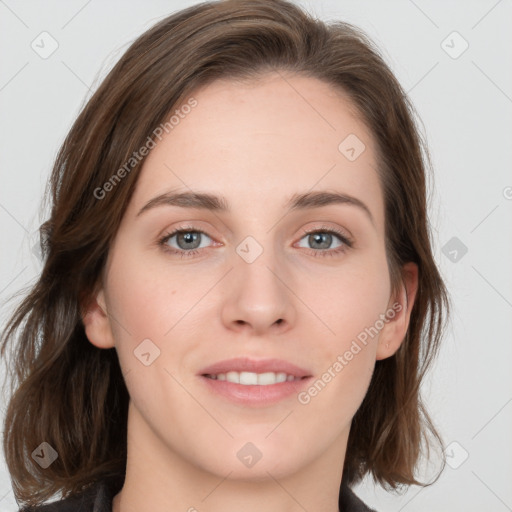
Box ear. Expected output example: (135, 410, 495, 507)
(376, 262, 419, 360)
(81, 284, 115, 349)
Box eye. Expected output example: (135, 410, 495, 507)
(158, 227, 215, 258)
(157, 225, 353, 259)
(295, 227, 353, 258)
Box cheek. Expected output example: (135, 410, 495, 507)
(104, 247, 205, 343)
(302, 253, 390, 390)
(309, 256, 391, 346)
(296, 265, 387, 421)
(103, 250, 202, 429)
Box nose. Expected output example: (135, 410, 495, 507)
(220, 243, 297, 336)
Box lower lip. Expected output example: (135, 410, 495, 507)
(199, 375, 313, 406)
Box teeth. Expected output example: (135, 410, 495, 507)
(226, 371, 239, 383)
(207, 371, 300, 385)
(240, 371, 258, 385)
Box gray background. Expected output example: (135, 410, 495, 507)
(1, 0, 511, 510)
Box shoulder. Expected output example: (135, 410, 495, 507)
(18, 486, 97, 512)
(18, 478, 119, 512)
(339, 483, 378, 512)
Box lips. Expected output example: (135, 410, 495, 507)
(197, 357, 313, 406)
(198, 357, 312, 378)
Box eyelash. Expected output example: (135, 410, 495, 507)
(157, 225, 353, 259)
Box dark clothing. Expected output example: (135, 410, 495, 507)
(21, 475, 376, 512)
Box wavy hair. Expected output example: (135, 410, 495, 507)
(1, 0, 449, 507)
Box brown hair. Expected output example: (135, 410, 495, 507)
(1, 0, 449, 507)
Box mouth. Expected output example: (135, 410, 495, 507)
(203, 371, 309, 385)
(198, 357, 313, 406)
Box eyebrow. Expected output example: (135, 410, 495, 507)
(136, 189, 374, 225)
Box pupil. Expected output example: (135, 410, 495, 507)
(311, 233, 331, 249)
(179, 232, 200, 249)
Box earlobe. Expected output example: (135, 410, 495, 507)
(376, 262, 419, 360)
(81, 287, 116, 349)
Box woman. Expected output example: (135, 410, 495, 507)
(1, 0, 449, 510)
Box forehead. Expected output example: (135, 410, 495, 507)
(127, 72, 384, 230)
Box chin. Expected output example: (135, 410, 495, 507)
(190, 440, 308, 480)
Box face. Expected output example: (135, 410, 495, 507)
(85, 72, 415, 482)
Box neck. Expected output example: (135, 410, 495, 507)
(112, 402, 348, 512)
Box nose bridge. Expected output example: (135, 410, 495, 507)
(235, 231, 286, 298)
(235, 235, 284, 293)
(221, 231, 295, 333)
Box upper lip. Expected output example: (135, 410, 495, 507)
(198, 357, 312, 378)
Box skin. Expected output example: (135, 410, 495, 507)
(83, 72, 418, 512)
